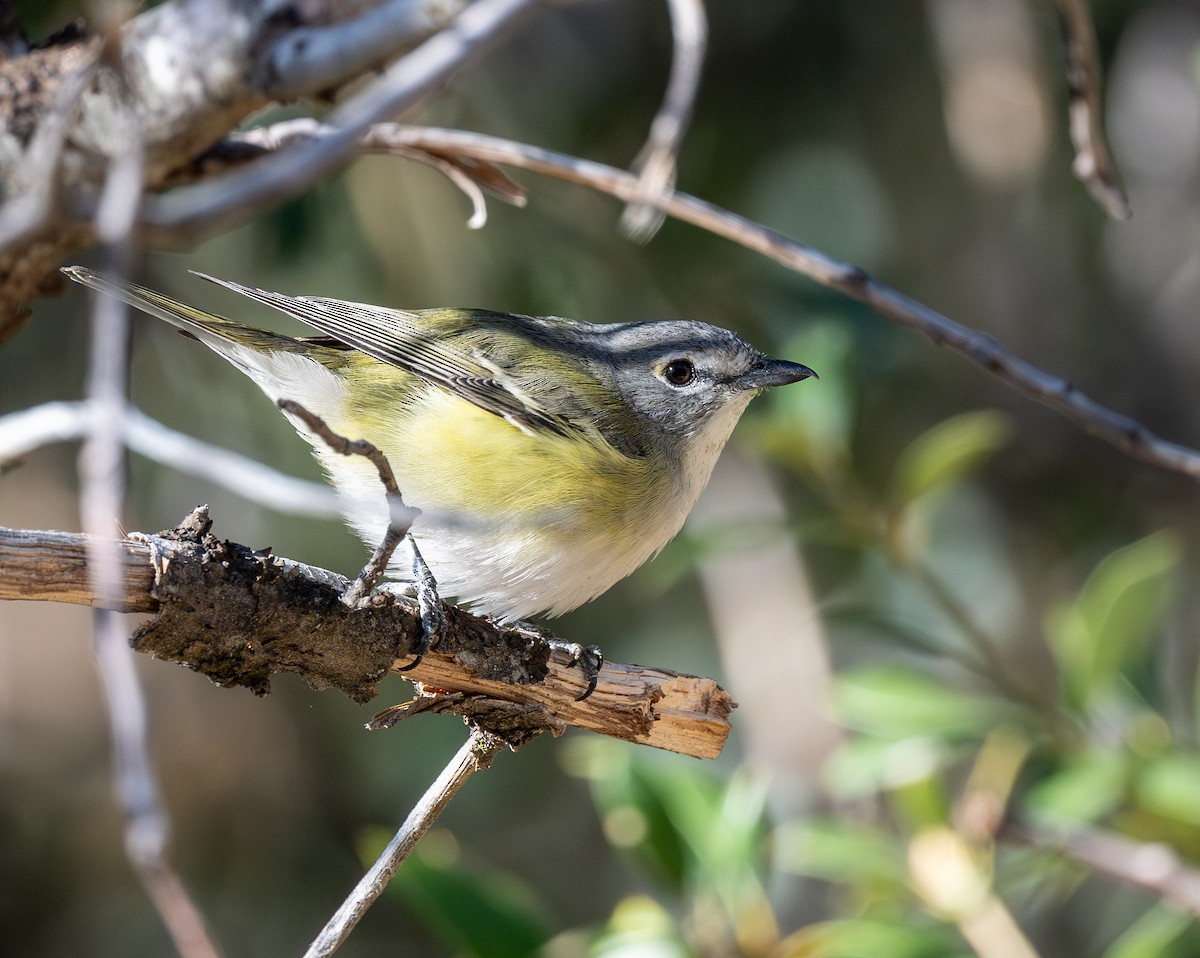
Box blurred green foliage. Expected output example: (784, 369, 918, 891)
(3, 1, 1200, 957)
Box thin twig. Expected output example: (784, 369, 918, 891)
(183, 117, 528, 228)
(263, 0, 471, 99)
(1007, 823, 1200, 917)
(276, 398, 417, 601)
(303, 727, 507, 957)
(321, 125, 1200, 479)
(911, 560, 1052, 714)
(1054, 0, 1130, 220)
(620, 0, 706, 240)
(79, 37, 222, 958)
(0, 399, 343, 515)
(137, 0, 546, 241)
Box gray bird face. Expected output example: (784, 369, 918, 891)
(596, 320, 816, 444)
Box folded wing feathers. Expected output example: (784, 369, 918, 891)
(192, 272, 572, 437)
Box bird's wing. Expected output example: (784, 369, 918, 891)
(193, 273, 578, 438)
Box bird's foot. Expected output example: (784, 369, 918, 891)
(544, 638, 604, 702)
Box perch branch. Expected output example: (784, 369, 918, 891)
(1053, 0, 1130, 220)
(0, 519, 735, 760)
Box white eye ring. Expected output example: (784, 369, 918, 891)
(661, 358, 695, 386)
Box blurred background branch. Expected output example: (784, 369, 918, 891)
(1054, 0, 1131, 219)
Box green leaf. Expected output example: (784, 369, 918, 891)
(1047, 531, 1181, 709)
(591, 896, 691, 958)
(1135, 753, 1200, 827)
(891, 411, 1012, 506)
(563, 740, 699, 891)
(1023, 751, 1128, 829)
(834, 666, 1010, 743)
(382, 830, 549, 958)
(822, 737, 902, 799)
(775, 819, 906, 888)
(751, 322, 855, 474)
(1102, 902, 1193, 958)
(781, 917, 965, 958)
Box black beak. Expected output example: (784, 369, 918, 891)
(734, 358, 818, 391)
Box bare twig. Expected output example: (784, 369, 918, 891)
(77, 38, 222, 957)
(303, 727, 507, 957)
(620, 0, 706, 240)
(0, 399, 343, 515)
(183, 117, 528, 229)
(264, 0, 471, 98)
(276, 398, 417, 600)
(0, 0, 521, 324)
(0, 522, 736, 759)
(1007, 824, 1200, 917)
(137, 0, 546, 241)
(1054, 0, 1130, 219)
(225, 123, 1200, 479)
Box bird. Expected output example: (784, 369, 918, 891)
(63, 267, 816, 628)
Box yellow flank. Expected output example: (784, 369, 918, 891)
(333, 360, 674, 545)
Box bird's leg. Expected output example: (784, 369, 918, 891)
(397, 534, 446, 670)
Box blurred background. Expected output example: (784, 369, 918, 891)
(3, 0, 1200, 955)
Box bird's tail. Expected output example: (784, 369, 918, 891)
(61, 266, 303, 356)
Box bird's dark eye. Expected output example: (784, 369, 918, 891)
(661, 358, 695, 386)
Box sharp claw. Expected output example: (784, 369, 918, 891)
(574, 675, 598, 702)
(574, 644, 603, 701)
(397, 651, 425, 672)
(541, 637, 603, 701)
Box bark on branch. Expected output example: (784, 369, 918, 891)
(0, 510, 735, 760)
(0, 0, 537, 338)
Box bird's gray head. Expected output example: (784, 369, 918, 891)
(581, 319, 816, 457)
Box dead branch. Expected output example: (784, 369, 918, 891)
(0, 512, 735, 760)
(619, 0, 706, 240)
(1054, 0, 1130, 220)
(133, 0, 545, 242)
(0, 0, 541, 336)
